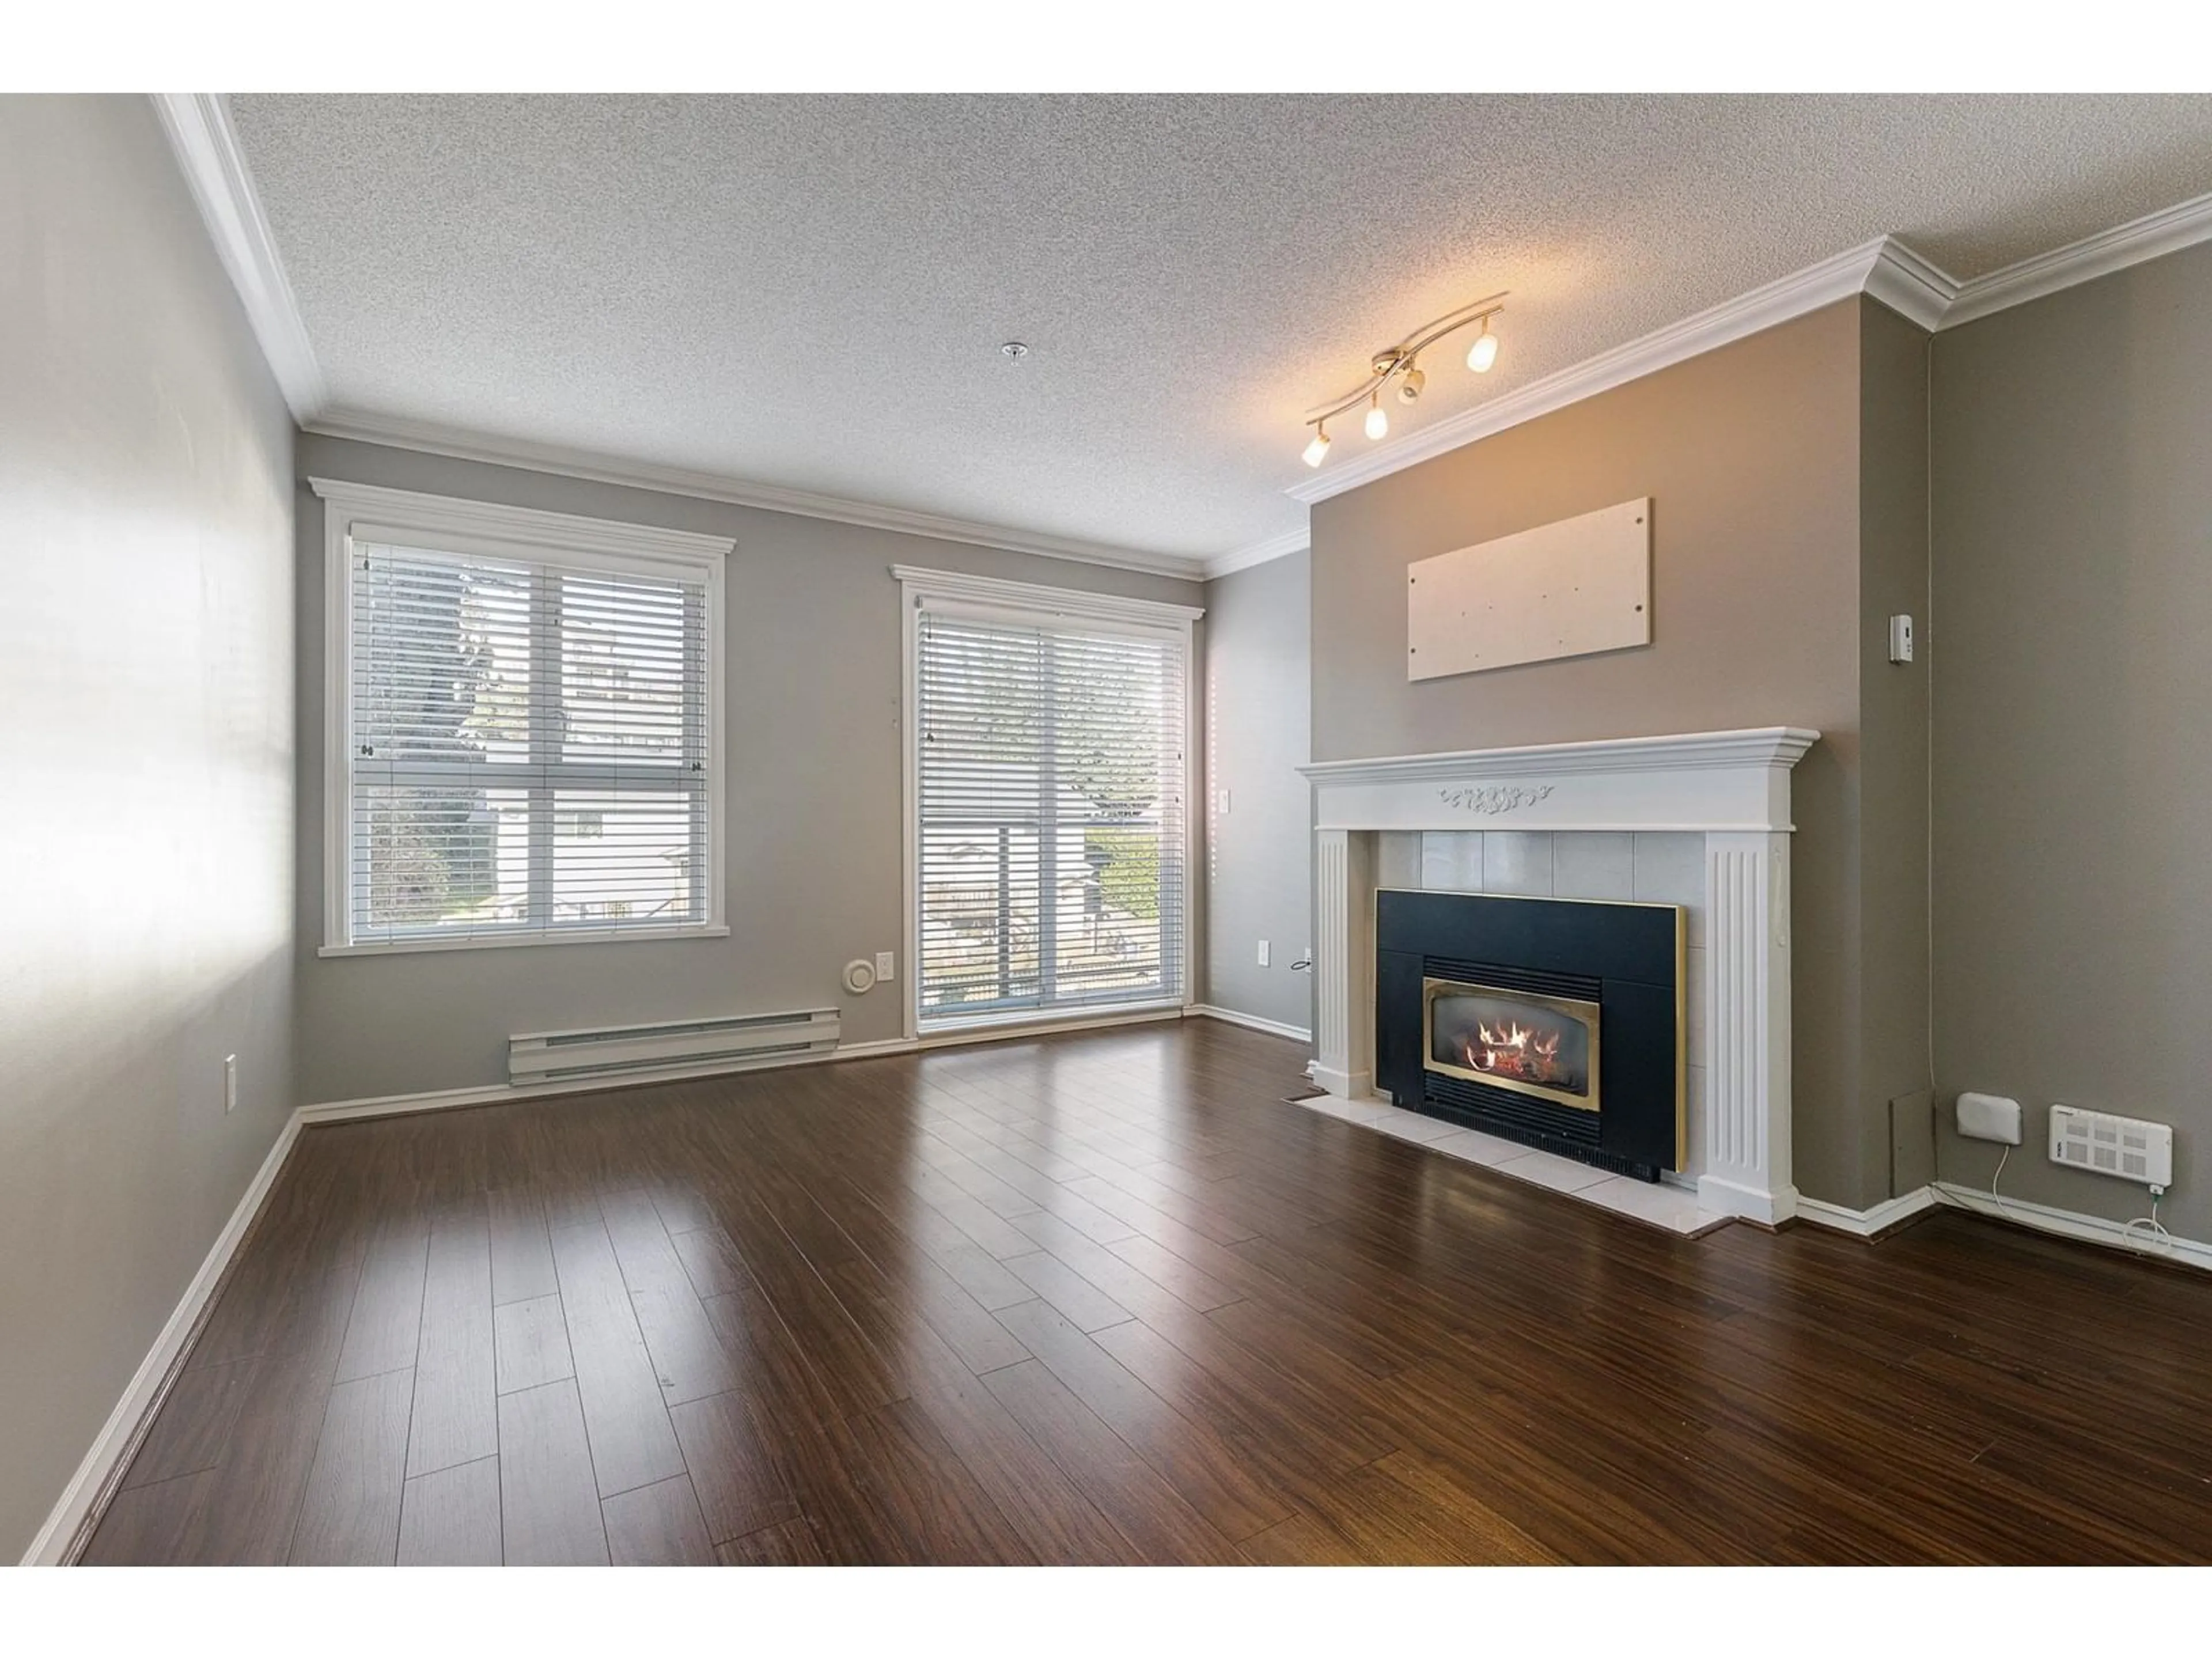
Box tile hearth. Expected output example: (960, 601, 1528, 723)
(1291, 1092, 1730, 1237)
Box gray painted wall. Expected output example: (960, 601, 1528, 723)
(1858, 301, 1936, 1195)
(1307, 298, 1930, 1211)
(1200, 552, 1312, 1036)
(294, 435, 1204, 1103)
(0, 96, 297, 1558)
(1931, 239, 2212, 1240)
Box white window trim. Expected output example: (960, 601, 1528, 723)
(895, 563, 1203, 1040)
(313, 478, 732, 957)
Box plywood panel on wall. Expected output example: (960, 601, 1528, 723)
(1406, 498, 1650, 681)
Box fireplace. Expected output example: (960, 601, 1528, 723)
(1376, 889, 1682, 1181)
(1301, 727, 1817, 1223)
(1423, 978, 1599, 1111)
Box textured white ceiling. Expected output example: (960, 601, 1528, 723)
(230, 94, 2212, 562)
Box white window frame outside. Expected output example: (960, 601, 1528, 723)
(896, 564, 1203, 1040)
(314, 478, 731, 957)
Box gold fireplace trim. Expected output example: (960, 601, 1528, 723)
(1421, 975, 1603, 1113)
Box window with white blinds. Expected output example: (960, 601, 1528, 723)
(910, 582, 1194, 1029)
(318, 482, 727, 953)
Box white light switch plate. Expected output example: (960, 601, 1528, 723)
(1256, 940, 1270, 968)
(875, 951, 895, 983)
(1888, 613, 1915, 664)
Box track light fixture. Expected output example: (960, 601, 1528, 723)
(1299, 292, 1506, 467)
(1467, 315, 1499, 373)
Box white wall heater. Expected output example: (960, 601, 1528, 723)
(2048, 1103, 2174, 1189)
(509, 1007, 840, 1087)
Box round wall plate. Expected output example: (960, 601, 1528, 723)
(842, 958, 878, 995)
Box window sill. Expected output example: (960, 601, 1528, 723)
(319, 923, 730, 959)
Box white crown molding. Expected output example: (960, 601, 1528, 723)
(1861, 239, 1958, 331)
(147, 93, 328, 423)
(1271, 196, 2212, 522)
(1203, 527, 1311, 581)
(146, 92, 1205, 585)
(1286, 239, 1902, 507)
(309, 408, 1209, 583)
(1939, 188, 2212, 329)
(152, 89, 2212, 586)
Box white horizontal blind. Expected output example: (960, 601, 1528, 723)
(346, 540, 710, 946)
(915, 606, 1187, 1027)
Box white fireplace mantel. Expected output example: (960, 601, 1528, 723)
(1298, 726, 1820, 1226)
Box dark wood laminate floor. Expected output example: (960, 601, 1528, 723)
(82, 1021, 2212, 1565)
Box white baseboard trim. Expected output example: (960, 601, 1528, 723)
(300, 1006, 1190, 1125)
(1798, 1179, 2212, 1270)
(910, 1004, 1186, 1050)
(20, 1111, 305, 1566)
(1797, 1185, 1941, 1238)
(1309, 1064, 1372, 1099)
(1696, 1175, 1800, 1228)
(1931, 1181, 2212, 1274)
(297, 1040, 865, 1124)
(1187, 1004, 1313, 1044)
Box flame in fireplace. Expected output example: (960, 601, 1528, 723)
(1464, 1018, 1566, 1085)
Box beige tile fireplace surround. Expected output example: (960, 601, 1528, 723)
(1299, 728, 1819, 1228)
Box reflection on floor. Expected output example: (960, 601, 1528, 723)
(82, 1019, 2212, 1565)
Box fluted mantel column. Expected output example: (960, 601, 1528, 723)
(1310, 829, 1374, 1100)
(1698, 832, 1796, 1224)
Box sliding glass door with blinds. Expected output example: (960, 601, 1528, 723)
(315, 480, 730, 954)
(904, 569, 1200, 1033)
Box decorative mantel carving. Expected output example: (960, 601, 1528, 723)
(1437, 783, 1553, 815)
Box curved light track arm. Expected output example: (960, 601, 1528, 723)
(1302, 291, 1510, 429)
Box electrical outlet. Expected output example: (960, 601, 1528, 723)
(1217, 789, 1232, 815)
(1256, 940, 1270, 967)
(875, 950, 895, 983)
(223, 1054, 238, 1115)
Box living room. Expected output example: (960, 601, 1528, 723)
(5, 13, 2210, 1639)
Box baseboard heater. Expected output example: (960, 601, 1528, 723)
(508, 1007, 841, 1086)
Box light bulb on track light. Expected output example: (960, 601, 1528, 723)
(1363, 393, 1388, 441)
(1467, 319, 1499, 373)
(1301, 425, 1331, 468)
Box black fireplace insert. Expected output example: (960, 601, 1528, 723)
(1376, 888, 1683, 1180)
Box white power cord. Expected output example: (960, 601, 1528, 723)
(1987, 1143, 2013, 1221)
(2122, 1188, 2175, 1257)
(1961, 1135, 2181, 1265)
